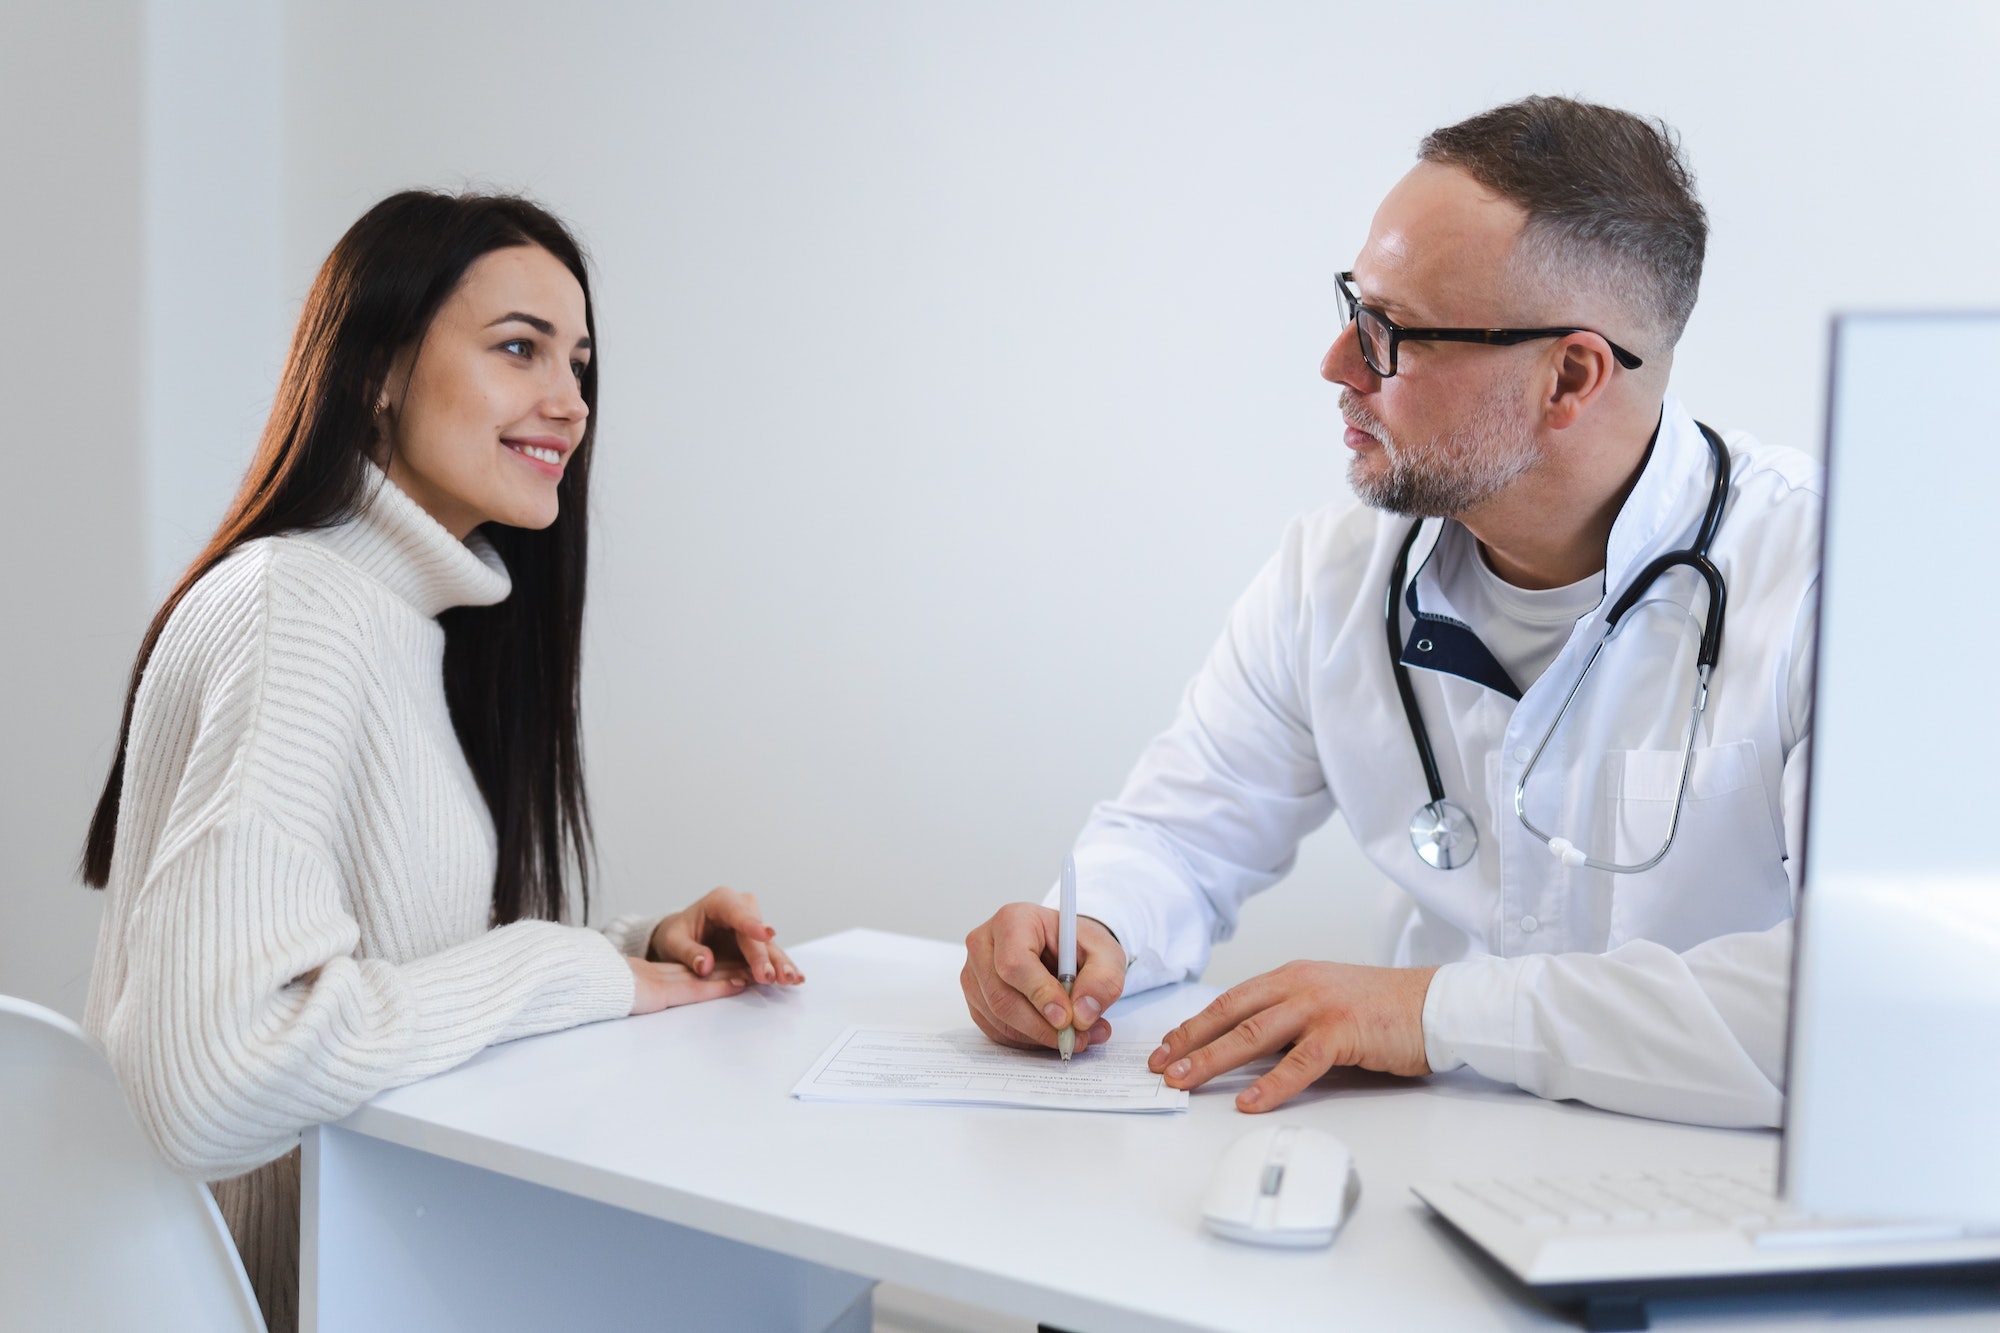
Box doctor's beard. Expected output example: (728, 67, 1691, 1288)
(1342, 380, 1540, 517)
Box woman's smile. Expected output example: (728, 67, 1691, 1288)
(503, 434, 569, 476)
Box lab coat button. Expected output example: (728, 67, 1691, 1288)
(1520, 915, 1540, 933)
(1512, 746, 1532, 764)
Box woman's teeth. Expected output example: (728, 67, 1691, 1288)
(513, 443, 561, 465)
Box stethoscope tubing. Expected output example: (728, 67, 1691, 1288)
(1386, 522, 1450, 808)
(1390, 422, 1733, 872)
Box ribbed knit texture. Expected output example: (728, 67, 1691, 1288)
(83, 466, 649, 1333)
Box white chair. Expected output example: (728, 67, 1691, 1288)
(0, 993, 265, 1332)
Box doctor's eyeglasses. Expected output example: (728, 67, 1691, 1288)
(1335, 271, 1644, 379)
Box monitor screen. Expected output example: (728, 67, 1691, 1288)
(1784, 313, 2000, 1224)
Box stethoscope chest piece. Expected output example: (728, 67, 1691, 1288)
(1410, 799, 1478, 870)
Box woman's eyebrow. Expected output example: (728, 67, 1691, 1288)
(487, 311, 556, 336)
(486, 311, 591, 351)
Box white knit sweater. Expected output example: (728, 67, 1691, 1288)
(83, 467, 648, 1331)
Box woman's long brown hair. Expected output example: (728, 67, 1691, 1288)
(83, 190, 599, 927)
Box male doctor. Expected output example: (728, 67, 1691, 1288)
(960, 96, 1819, 1129)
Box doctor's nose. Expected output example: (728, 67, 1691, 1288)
(1322, 319, 1380, 394)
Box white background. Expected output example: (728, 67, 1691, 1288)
(6, 1, 1999, 1023)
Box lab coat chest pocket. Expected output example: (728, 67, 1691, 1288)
(1600, 739, 1791, 952)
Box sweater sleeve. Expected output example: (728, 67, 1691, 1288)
(94, 542, 639, 1180)
(102, 811, 636, 1179)
(597, 914, 660, 958)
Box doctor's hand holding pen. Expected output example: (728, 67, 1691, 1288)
(961, 903, 1125, 1055)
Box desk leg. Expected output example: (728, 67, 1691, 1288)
(302, 1127, 873, 1333)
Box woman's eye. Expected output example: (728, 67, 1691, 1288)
(500, 338, 534, 357)
(571, 360, 589, 383)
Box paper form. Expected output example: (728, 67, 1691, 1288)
(790, 1026, 1189, 1113)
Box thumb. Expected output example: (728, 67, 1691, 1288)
(1022, 966, 1079, 1033)
(651, 912, 706, 971)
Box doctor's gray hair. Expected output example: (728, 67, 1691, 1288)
(1420, 96, 1707, 355)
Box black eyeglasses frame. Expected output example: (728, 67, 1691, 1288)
(1336, 271, 1644, 378)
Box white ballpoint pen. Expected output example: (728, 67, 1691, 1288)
(1057, 854, 1078, 1063)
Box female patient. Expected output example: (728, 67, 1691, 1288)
(79, 191, 797, 1331)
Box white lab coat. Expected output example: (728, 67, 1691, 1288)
(1056, 397, 1820, 1128)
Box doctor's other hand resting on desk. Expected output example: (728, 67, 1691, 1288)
(963, 96, 1815, 1129)
(1147, 963, 1436, 1109)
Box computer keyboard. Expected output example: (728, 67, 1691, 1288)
(1451, 1167, 1794, 1232)
(1411, 1167, 2000, 1287)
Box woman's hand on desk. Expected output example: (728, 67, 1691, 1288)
(1148, 961, 1439, 1112)
(961, 903, 1125, 1053)
(629, 888, 804, 1016)
(627, 957, 752, 1014)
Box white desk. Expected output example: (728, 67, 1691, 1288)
(302, 930, 2000, 1332)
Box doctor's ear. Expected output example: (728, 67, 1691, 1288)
(1542, 335, 1618, 431)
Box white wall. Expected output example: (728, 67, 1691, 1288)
(280, 1, 2000, 986)
(9, 3, 2000, 1018)
(0, 1, 145, 1016)
(143, 0, 284, 598)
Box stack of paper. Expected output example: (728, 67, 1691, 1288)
(791, 1026, 1188, 1113)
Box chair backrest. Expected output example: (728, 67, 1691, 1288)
(0, 994, 265, 1332)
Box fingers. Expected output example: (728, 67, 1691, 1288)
(1152, 986, 1300, 1092)
(628, 957, 750, 1015)
(1236, 1039, 1333, 1114)
(1148, 972, 1283, 1073)
(963, 958, 1112, 1052)
(964, 989, 1041, 1049)
(962, 914, 1060, 1047)
(1142, 961, 1433, 1100)
(651, 911, 711, 973)
(1071, 1018, 1114, 1053)
(693, 887, 784, 985)
(659, 888, 803, 986)
(1067, 918, 1127, 1037)
(654, 965, 753, 1009)
(766, 940, 804, 986)
(989, 906, 1076, 1035)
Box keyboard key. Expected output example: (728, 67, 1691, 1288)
(1497, 1179, 1608, 1226)
(1589, 1177, 1698, 1223)
(1452, 1180, 1561, 1229)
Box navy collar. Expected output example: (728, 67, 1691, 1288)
(1399, 555, 1523, 699)
(1393, 397, 1711, 699)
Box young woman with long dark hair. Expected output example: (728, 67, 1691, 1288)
(80, 191, 800, 1332)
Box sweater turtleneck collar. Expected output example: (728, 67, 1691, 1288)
(297, 462, 513, 618)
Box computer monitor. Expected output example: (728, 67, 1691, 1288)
(1784, 312, 2000, 1225)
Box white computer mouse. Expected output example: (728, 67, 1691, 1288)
(1201, 1123, 1360, 1248)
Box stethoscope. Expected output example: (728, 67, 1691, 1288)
(1389, 422, 1732, 873)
